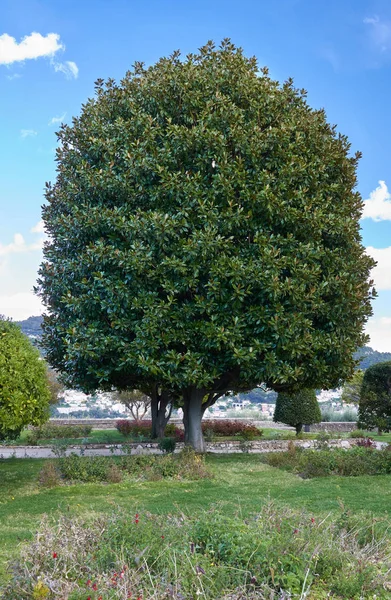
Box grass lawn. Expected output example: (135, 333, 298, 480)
(1, 453, 391, 585)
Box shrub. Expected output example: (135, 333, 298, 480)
(58, 454, 110, 482)
(315, 431, 331, 449)
(158, 437, 176, 454)
(115, 419, 152, 438)
(321, 407, 358, 422)
(201, 420, 261, 438)
(262, 446, 391, 478)
(0, 319, 51, 440)
(38, 461, 61, 488)
(164, 423, 185, 441)
(26, 423, 92, 444)
(274, 389, 321, 435)
(106, 463, 123, 483)
(349, 429, 366, 438)
(54, 450, 212, 484)
(4, 502, 390, 599)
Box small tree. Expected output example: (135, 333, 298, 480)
(274, 389, 321, 435)
(341, 370, 364, 405)
(358, 361, 391, 432)
(112, 389, 151, 422)
(0, 319, 51, 440)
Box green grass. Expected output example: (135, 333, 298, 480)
(1, 453, 391, 584)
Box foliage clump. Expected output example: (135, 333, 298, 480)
(358, 361, 391, 432)
(201, 419, 262, 438)
(274, 389, 321, 434)
(50, 449, 211, 484)
(26, 423, 92, 444)
(0, 319, 51, 440)
(262, 445, 391, 478)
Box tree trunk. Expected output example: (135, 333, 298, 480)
(151, 388, 172, 439)
(295, 423, 303, 436)
(183, 388, 206, 452)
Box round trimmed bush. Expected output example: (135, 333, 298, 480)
(274, 389, 321, 435)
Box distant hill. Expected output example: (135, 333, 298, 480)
(15, 315, 391, 371)
(353, 346, 391, 370)
(16, 315, 43, 338)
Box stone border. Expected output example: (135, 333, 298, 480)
(0, 437, 380, 459)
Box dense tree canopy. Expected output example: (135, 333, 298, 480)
(37, 40, 375, 450)
(358, 362, 391, 432)
(0, 319, 51, 440)
(274, 389, 321, 434)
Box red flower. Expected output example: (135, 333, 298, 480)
(293, 528, 299, 534)
(161, 535, 164, 539)
(92, 582, 98, 591)
(52, 552, 57, 559)
(311, 517, 315, 524)
(135, 519, 139, 524)
(86, 580, 91, 587)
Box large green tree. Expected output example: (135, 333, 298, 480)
(37, 40, 375, 451)
(358, 362, 391, 432)
(274, 389, 321, 435)
(0, 318, 51, 440)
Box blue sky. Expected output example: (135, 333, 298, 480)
(0, 0, 390, 350)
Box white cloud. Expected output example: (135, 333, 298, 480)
(52, 60, 78, 79)
(365, 317, 391, 352)
(362, 180, 391, 221)
(0, 32, 63, 65)
(20, 129, 37, 139)
(0, 292, 43, 321)
(6, 72, 21, 80)
(31, 220, 45, 234)
(366, 246, 391, 290)
(48, 112, 66, 126)
(0, 232, 43, 258)
(364, 15, 391, 52)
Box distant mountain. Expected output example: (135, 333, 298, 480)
(15, 315, 391, 371)
(354, 346, 391, 370)
(16, 315, 43, 338)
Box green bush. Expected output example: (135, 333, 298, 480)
(37, 461, 61, 488)
(54, 449, 212, 484)
(157, 437, 176, 454)
(26, 423, 93, 444)
(349, 428, 367, 438)
(0, 319, 51, 440)
(58, 454, 110, 482)
(274, 389, 321, 435)
(201, 420, 262, 437)
(4, 502, 391, 599)
(262, 446, 391, 478)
